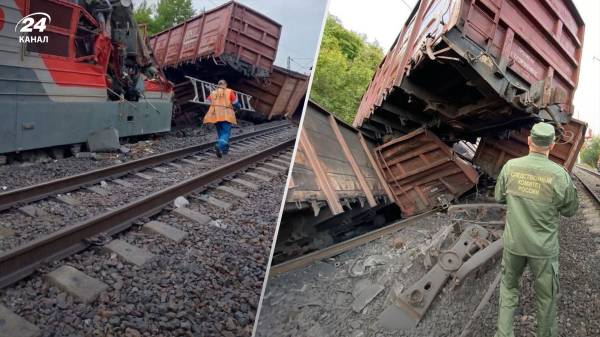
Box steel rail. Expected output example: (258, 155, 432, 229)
(0, 139, 295, 288)
(0, 123, 289, 211)
(268, 209, 437, 277)
(575, 164, 600, 178)
(574, 165, 600, 205)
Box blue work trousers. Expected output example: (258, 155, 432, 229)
(215, 121, 232, 154)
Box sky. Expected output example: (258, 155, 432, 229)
(135, 0, 328, 74)
(328, 0, 600, 136)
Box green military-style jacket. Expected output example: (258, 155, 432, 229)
(495, 152, 578, 258)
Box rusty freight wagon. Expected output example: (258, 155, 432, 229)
(167, 64, 310, 126)
(149, 1, 281, 80)
(274, 101, 398, 262)
(473, 117, 586, 176)
(148, 2, 309, 126)
(236, 66, 310, 120)
(374, 128, 479, 216)
(275, 101, 481, 262)
(354, 0, 584, 143)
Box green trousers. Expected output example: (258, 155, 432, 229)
(495, 250, 559, 337)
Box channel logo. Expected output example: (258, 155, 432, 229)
(16, 12, 51, 43)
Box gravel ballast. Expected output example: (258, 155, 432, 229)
(0, 122, 295, 337)
(255, 183, 600, 337)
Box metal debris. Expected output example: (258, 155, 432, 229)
(378, 225, 495, 330)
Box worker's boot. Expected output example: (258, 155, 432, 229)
(215, 145, 222, 158)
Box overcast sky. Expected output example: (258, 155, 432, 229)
(329, 0, 600, 135)
(136, 0, 328, 74)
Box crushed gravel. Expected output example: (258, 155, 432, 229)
(255, 183, 600, 337)
(0, 151, 291, 337)
(0, 121, 283, 192)
(0, 123, 295, 253)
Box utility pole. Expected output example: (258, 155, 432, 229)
(287, 56, 291, 72)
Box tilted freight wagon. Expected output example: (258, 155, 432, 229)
(236, 66, 309, 121)
(149, 1, 281, 80)
(274, 100, 398, 262)
(354, 0, 585, 146)
(276, 100, 480, 261)
(148, 2, 308, 126)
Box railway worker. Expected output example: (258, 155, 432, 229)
(494, 122, 578, 337)
(204, 79, 241, 157)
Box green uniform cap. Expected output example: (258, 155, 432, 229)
(530, 122, 555, 147)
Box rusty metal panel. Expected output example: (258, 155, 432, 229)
(149, 1, 281, 76)
(354, 0, 584, 141)
(473, 118, 586, 176)
(286, 101, 389, 213)
(338, 125, 381, 205)
(236, 66, 309, 120)
(355, 0, 461, 126)
(374, 128, 479, 216)
(164, 25, 185, 65)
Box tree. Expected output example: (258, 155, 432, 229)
(133, 0, 156, 33)
(580, 136, 600, 168)
(153, 0, 195, 33)
(310, 16, 384, 124)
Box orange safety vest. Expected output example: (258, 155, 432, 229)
(203, 87, 237, 125)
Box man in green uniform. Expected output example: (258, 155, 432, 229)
(494, 122, 578, 337)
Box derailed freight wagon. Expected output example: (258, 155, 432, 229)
(473, 117, 586, 176)
(275, 101, 481, 262)
(275, 101, 398, 262)
(374, 128, 479, 216)
(235, 66, 309, 121)
(150, 1, 281, 80)
(149, 1, 309, 126)
(354, 0, 585, 146)
(277, 0, 588, 263)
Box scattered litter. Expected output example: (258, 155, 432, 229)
(349, 260, 366, 277)
(351, 279, 384, 312)
(75, 152, 97, 159)
(210, 219, 227, 229)
(312, 261, 337, 278)
(100, 181, 108, 188)
(173, 196, 189, 208)
(364, 255, 386, 267)
(349, 255, 386, 277)
(391, 237, 405, 249)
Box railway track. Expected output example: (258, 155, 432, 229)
(574, 165, 600, 204)
(0, 122, 289, 211)
(0, 125, 296, 288)
(268, 210, 436, 277)
(573, 165, 600, 237)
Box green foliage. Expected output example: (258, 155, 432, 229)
(580, 136, 600, 168)
(133, 0, 154, 28)
(153, 0, 195, 33)
(310, 15, 384, 124)
(133, 0, 195, 35)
